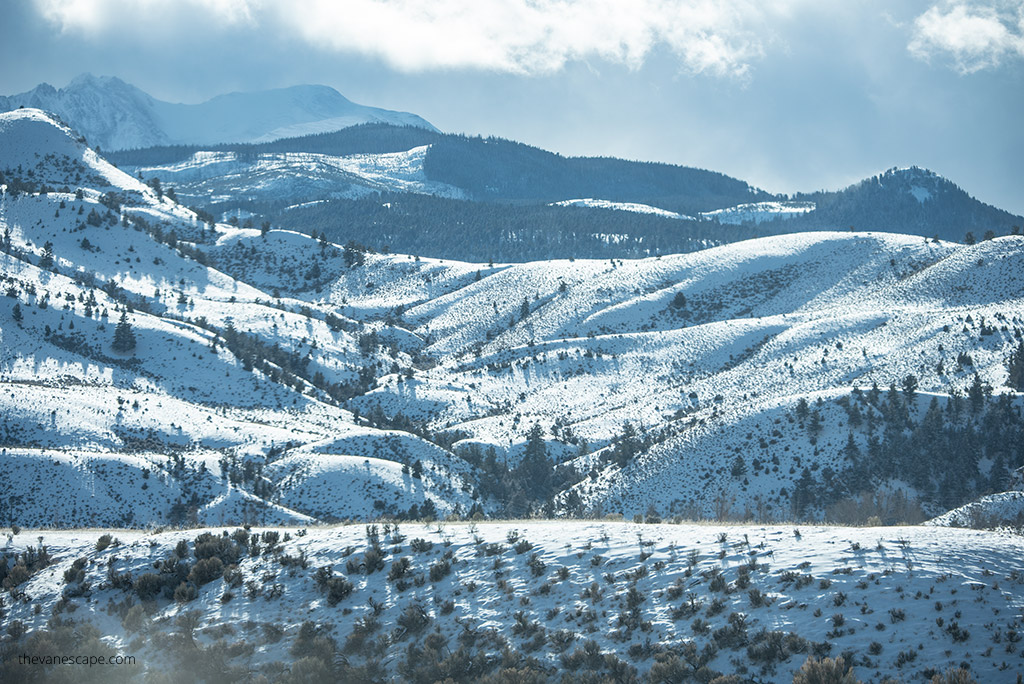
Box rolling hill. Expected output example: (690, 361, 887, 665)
(2, 108, 1023, 531)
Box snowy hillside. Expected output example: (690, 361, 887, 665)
(3, 108, 1024, 531)
(315, 231, 1024, 519)
(0, 109, 472, 525)
(1, 522, 1021, 682)
(124, 145, 467, 209)
(928, 491, 1024, 530)
(0, 74, 436, 150)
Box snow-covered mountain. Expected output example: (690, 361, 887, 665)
(0, 74, 437, 151)
(3, 108, 1024, 532)
(106, 129, 1024, 263)
(124, 145, 468, 211)
(783, 166, 1022, 242)
(0, 109, 470, 526)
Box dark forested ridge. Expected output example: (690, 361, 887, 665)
(785, 167, 1022, 242)
(421, 135, 767, 214)
(272, 193, 764, 262)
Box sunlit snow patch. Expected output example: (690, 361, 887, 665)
(700, 201, 815, 224)
(551, 198, 695, 220)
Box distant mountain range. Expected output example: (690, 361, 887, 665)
(0, 73, 436, 150)
(108, 126, 1023, 257)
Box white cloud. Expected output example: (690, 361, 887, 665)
(33, 0, 799, 77)
(35, 0, 256, 33)
(909, 1, 1024, 73)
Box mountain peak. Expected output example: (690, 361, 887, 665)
(66, 73, 136, 93)
(0, 76, 436, 150)
(68, 72, 101, 87)
(884, 166, 944, 183)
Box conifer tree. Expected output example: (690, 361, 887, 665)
(517, 423, 552, 499)
(1006, 340, 1024, 391)
(38, 241, 54, 269)
(112, 311, 136, 353)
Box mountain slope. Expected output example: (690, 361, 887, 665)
(0, 74, 436, 150)
(3, 108, 1024, 529)
(0, 109, 472, 525)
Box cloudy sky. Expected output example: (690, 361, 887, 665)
(2, 0, 1023, 213)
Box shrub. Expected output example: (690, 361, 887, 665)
(95, 534, 113, 552)
(63, 557, 87, 584)
(362, 547, 385, 574)
(792, 656, 860, 684)
(3, 562, 30, 589)
(344, 615, 380, 654)
(748, 588, 769, 607)
(223, 564, 244, 588)
(388, 557, 412, 582)
(291, 621, 336, 663)
(397, 602, 430, 634)
(930, 668, 978, 684)
(122, 604, 149, 635)
(188, 557, 224, 586)
(429, 559, 451, 583)
(7, 620, 26, 640)
(194, 533, 240, 565)
(514, 539, 534, 554)
(135, 573, 163, 600)
(945, 621, 970, 642)
(326, 576, 353, 606)
(173, 581, 198, 602)
(747, 630, 808, 665)
(410, 538, 433, 553)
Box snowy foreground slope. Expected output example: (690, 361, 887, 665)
(2, 522, 1021, 682)
(2, 108, 1024, 528)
